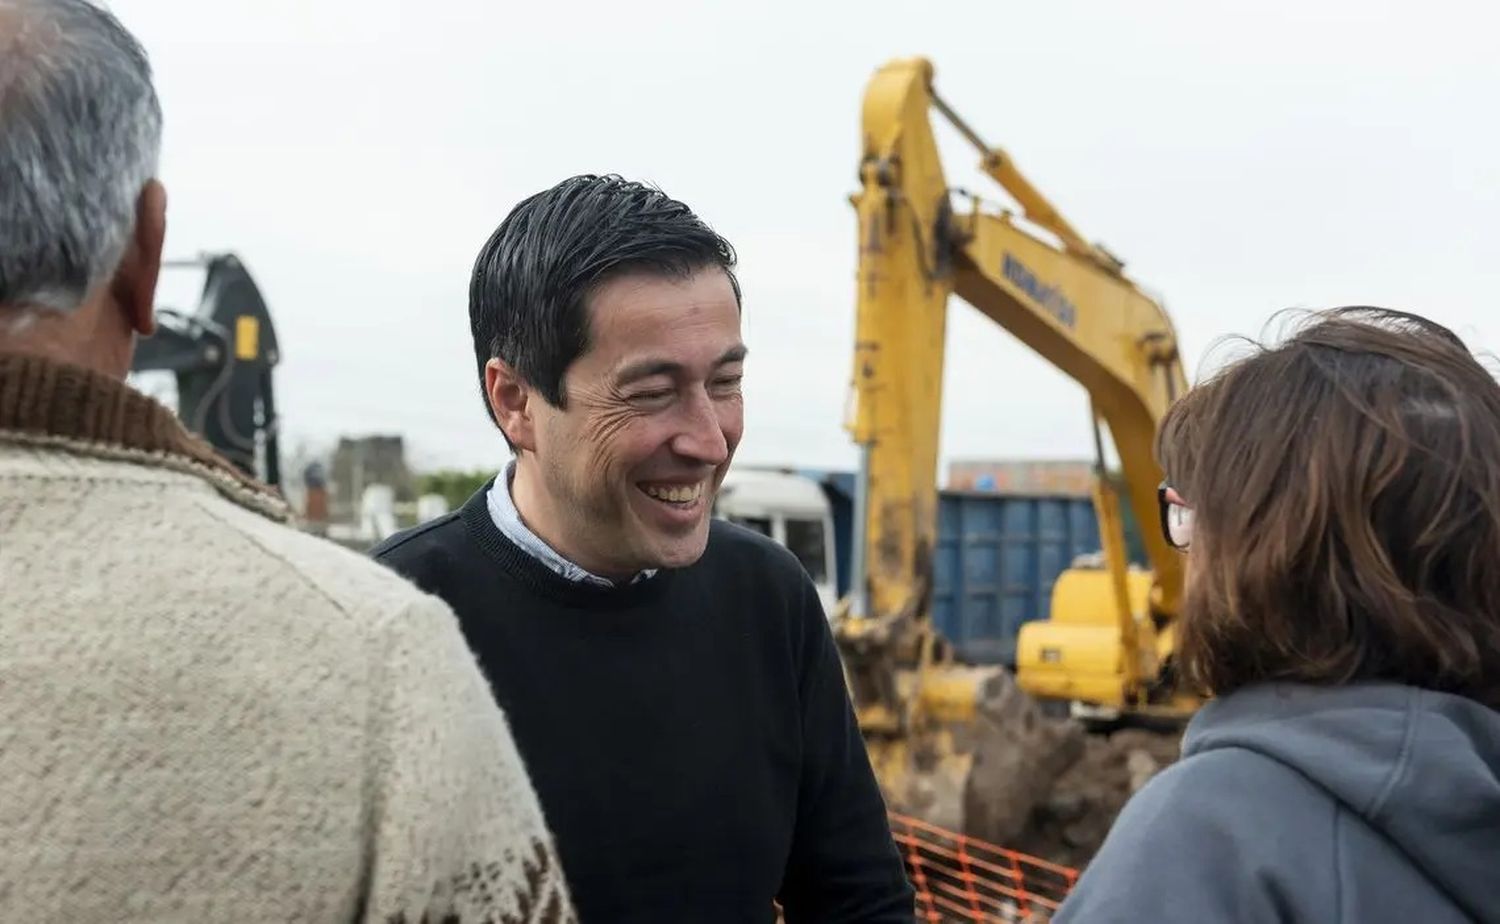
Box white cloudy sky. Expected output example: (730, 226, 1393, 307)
(115, 0, 1498, 480)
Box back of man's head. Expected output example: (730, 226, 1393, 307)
(0, 0, 165, 375)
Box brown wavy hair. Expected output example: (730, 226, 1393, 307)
(1157, 307, 1500, 709)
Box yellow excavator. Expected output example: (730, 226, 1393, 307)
(832, 57, 1195, 843)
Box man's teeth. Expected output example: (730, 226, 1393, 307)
(643, 483, 702, 503)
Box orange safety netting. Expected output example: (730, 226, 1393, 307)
(889, 812, 1080, 923)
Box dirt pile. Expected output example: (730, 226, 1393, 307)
(959, 670, 1088, 847)
(880, 668, 1093, 848)
(1011, 726, 1184, 869)
(875, 665, 1186, 874)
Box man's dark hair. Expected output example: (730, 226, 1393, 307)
(469, 174, 741, 431)
(1157, 306, 1500, 710)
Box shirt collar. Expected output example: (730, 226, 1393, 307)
(485, 459, 655, 587)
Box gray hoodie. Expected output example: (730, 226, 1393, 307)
(1053, 682, 1500, 923)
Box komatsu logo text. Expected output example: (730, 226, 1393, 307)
(1003, 253, 1077, 329)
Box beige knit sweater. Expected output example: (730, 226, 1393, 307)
(0, 353, 575, 923)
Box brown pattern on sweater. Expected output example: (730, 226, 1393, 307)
(384, 838, 570, 924)
(0, 351, 291, 519)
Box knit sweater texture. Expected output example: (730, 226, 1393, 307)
(0, 352, 575, 923)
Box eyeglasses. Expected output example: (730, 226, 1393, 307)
(1158, 481, 1194, 551)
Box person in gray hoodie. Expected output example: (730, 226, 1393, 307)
(1054, 306, 1500, 924)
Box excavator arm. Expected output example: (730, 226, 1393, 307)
(131, 253, 282, 488)
(839, 58, 1190, 729)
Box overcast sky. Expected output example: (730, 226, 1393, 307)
(116, 0, 1499, 481)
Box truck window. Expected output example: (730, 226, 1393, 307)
(729, 515, 773, 538)
(784, 517, 828, 583)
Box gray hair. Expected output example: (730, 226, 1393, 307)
(0, 0, 162, 312)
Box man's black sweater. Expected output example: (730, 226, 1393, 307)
(371, 485, 914, 923)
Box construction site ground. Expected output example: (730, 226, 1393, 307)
(886, 707, 1185, 922)
(878, 665, 1185, 877)
(1008, 723, 1184, 869)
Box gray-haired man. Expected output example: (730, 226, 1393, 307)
(0, 3, 574, 920)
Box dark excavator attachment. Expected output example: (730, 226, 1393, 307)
(131, 253, 280, 488)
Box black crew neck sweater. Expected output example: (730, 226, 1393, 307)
(371, 484, 914, 923)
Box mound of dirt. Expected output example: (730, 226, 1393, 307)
(879, 668, 1092, 848)
(1010, 726, 1184, 869)
(872, 665, 1186, 874)
(960, 670, 1088, 847)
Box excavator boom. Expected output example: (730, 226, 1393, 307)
(839, 57, 1193, 805)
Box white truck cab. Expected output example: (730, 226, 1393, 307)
(712, 468, 839, 616)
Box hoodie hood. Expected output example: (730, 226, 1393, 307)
(1184, 682, 1500, 919)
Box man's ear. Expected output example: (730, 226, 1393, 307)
(485, 358, 539, 452)
(112, 179, 167, 337)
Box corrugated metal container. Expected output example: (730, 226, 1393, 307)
(931, 491, 1101, 665)
(798, 470, 1104, 666)
(947, 458, 1095, 496)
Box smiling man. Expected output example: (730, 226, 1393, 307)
(372, 175, 913, 922)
